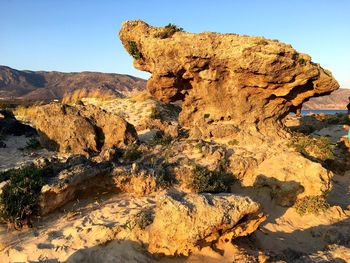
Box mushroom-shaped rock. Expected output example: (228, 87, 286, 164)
(119, 20, 339, 141)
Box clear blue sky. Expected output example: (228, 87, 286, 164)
(1, 0, 349, 88)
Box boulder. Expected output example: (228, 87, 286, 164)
(119, 20, 339, 141)
(17, 103, 138, 156)
(147, 191, 265, 256)
(231, 151, 333, 206)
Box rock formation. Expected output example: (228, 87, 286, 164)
(147, 192, 265, 256)
(16, 103, 138, 156)
(119, 20, 339, 141)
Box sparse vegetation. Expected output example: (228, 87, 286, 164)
(155, 163, 175, 188)
(294, 195, 330, 216)
(0, 166, 51, 228)
(147, 133, 173, 146)
(128, 41, 142, 59)
(288, 133, 335, 161)
(188, 164, 231, 193)
(155, 23, 184, 39)
(122, 144, 142, 161)
(134, 209, 153, 229)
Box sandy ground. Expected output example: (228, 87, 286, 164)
(0, 135, 56, 171)
(0, 193, 257, 263)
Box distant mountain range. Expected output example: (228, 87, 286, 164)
(303, 88, 350, 110)
(0, 66, 146, 102)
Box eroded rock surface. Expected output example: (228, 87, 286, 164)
(16, 103, 138, 156)
(119, 20, 339, 141)
(147, 192, 265, 256)
(0, 191, 265, 262)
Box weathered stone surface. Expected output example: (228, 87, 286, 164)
(147, 191, 265, 256)
(17, 103, 138, 156)
(119, 20, 339, 141)
(38, 160, 113, 215)
(38, 161, 158, 215)
(229, 149, 333, 206)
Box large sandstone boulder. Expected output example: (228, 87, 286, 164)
(147, 192, 265, 256)
(119, 20, 339, 141)
(16, 103, 138, 156)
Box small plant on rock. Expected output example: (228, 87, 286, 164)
(134, 209, 153, 229)
(147, 133, 173, 146)
(294, 195, 330, 216)
(128, 41, 142, 59)
(155, 163, 175, 189)
(188, 164, 231, 193)
(155, 23, 184, 39)
(122, 144, 142, 162)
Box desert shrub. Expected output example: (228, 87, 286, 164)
(288, 133, 335, 161)
(147, 133, 173, 146)
(188, 164, 231, 193)
(294, 195, 330, 216)
(134, 209, 153, 229)
(155, 163, 175, 188)
(122, 144, 142, 161)
(155, 23, 184, 39)
(23, 137, 42, 150)
(128, 41, 142, 59)
(0, 166, 50, 228)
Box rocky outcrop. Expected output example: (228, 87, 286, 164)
(119, 20, 339, 141)
(147, 192, 265, 256)
(16, 103, 138, 156)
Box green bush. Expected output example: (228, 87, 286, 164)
(155, 163, 175, 188)
(294, 195, 330, 216)
(188, 164, 231, 193)
(0, 166, 50, 228)
(155, 23, 184, 39)
(128, 41, 142, 59)
(288, 133, 335, 161)
(122, 144, 142, 161)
